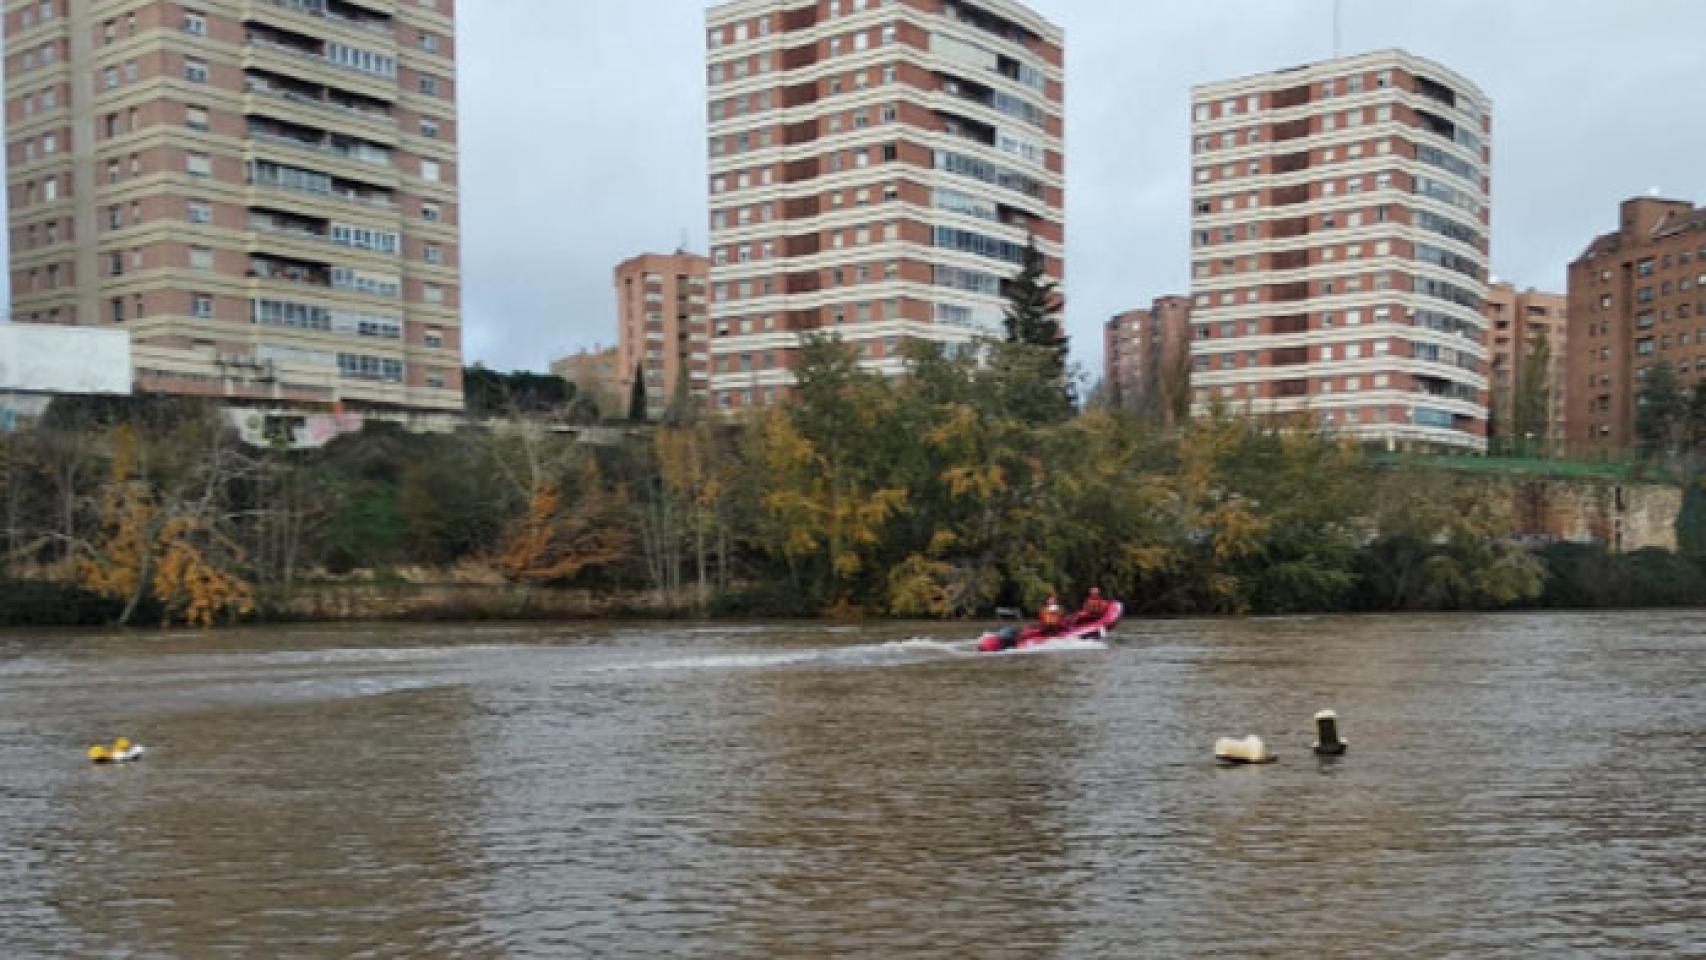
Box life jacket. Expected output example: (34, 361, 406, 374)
(1040, 602, 1063, 627)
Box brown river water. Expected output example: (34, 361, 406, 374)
(1, 612, 1702, 958)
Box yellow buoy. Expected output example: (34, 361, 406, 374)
(113, 737, 131, 754)
(88, 745, 113, 763)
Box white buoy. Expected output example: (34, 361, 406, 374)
(1313, 709, 1347, 756)
(1214, 735, 1276, 765)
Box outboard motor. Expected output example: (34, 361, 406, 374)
(978, 625, 1023, 654)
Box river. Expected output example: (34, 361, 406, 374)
(1, 612, 1701, 958)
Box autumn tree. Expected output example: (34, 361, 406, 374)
(496, 459, 632, 585)
(77, 418, 256, 627)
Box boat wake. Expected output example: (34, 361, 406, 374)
(601, 634, 1105, 674)
(984, 637, 1111, 656)
(599, 638, 973, 674)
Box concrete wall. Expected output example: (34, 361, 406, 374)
(0, 324, 131, 395)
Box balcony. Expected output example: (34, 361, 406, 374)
(1268, 282, 1310, 303)
(248, 0, 396, 40)
(1413, 75, 1459, 110)
(943, 0, 1042, 49)
(1273, 151, 1310, 174)
(1271, 314, 1309, 334)
(249, 254, 331, 288)
(784, 120, 816, 146)
(244, 33, 398, 103)
(938, 111, 997, 149)
(1272, 118, 1311, 142)
(1271, 185, 1310, 207)
(1272, 84, 1312, 110)
(250, 209, 328, 244)
(248, 161, 397, 211)
(249, 118, 393, 168)
(245, 74, 396, 140)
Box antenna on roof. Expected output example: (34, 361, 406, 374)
(678, 227, 690, 255)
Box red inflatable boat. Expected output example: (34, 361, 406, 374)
(977, 601, 1123, 653)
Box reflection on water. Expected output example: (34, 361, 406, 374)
(1, 614, 1702, 958)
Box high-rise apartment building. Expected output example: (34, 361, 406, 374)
(704, 0, 1064, 410)
(613, 251, 709, 420)
(1104, 294, 1190, 421)
(5, 0, 462, 416)
(1188, 50, 1492, 452)
(1484, 282, 1566, 448)
(1567, 197, 1706, 453)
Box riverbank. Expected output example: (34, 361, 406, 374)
(7, 539, 1706, 631)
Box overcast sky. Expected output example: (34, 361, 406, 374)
(6, 1, 1706, 378)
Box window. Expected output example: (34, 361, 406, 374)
(103, 67, 119, 90)
(186, 105, 209, 131)
(185, 59, 209, 83)
(192, 294, 213, 318)
(422, 201, 441, 222)
(423, 243, 443, 265)
(183, 11, 207, 36)
(419, 75, 440, 96)
(187, 152, 211, 177)
(189, 247, 214, 270)
(420, 118, 439, 138)
(187, 200, 211, 224)
(419, 32, 438, 53)
(424, 283, 445, 304)
(420, 159, 441, 182)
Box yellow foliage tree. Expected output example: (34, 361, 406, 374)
(153, 518, 257, 628)
(497, 461, 632, 585)
(761, 409, 907, 598)
(79, 425, 256, 627)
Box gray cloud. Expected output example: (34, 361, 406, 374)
(458, 0, 1706, 375)
(7, 1, 1706, 380)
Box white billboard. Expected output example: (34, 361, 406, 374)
(0, 324, 133, 395)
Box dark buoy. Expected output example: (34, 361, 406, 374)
(1313, 709, 1347, 756)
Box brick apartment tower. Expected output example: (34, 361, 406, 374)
(1566, 198, 1706, 454)
(1483, 282, 1566, 449)
(6, 0, 463, 416)
(704, 0, 1064, 411)
(1189, 51, 1492, 451)
(1103, 294, 1190, 421)
(613, 251, 709, 420)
